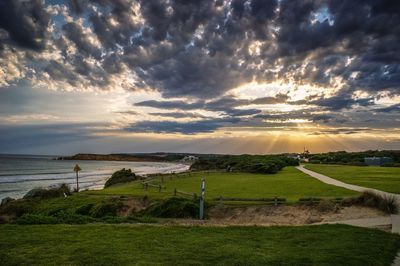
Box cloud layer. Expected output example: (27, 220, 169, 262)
(0, 0, 399, 140)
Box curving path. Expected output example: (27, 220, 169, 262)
(296, 165, 400, 265)
(296, 165, 400, 232)
(296, 165, 400, 204)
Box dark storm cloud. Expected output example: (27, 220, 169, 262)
(310, 91, 374, 110)
(149, 112, 207, 119)
(0, 123, 105, 151)
(251, 94, 289, 105)
(62, 22, 102, 59)
(135, 100, 205, 110)
(0, 0, 51, 50)
(125, 117, 241, 134)
(375, 103, 400, 113)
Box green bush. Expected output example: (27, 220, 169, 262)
(190, 154, 299, 174)
(351, 191, 398, 214)
(316, 199, 337, 212)
(0, 200, 38, 217)
(23, 183, 71, 200)
(89, 199, 124, 218)
(105, 168, 137, 188)
(144, 197, 202, 218)
(75, 203, 95, 215)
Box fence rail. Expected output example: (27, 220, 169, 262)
(141, 182, 165, 192)
(173, 188, 197, 199)
(215, 196, 286, 205)
(298, 197, 344, 203)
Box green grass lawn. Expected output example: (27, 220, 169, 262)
(0, 224, 398, 266)
(305, 164, 400, 194)
(88, 167, 357, 202)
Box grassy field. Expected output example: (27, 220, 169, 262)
(305, 164, 400, 194)
(88, 167, 357, 202)
(0, 224, 399, 265)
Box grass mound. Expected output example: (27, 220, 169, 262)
(104, 168, 137, 188)
(144, 197, 202, 218)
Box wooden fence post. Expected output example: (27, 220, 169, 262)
(145, 183, 148, 191)
(159, 185, 162, 192)
(173, 188, 177, 196)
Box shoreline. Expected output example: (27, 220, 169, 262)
(0, 160, 190, 200)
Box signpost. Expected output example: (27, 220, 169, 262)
(73, 164, 82, 192)
(199, 178, 205, 220)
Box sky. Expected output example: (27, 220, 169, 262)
(0, 0, 399, 155)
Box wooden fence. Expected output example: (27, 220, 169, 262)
(173, 188, 197, 199)
(298, 197, 344, 204)
(214, 196, 286, 205)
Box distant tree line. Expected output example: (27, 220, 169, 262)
(308, 150, 400, 166)
(190, 155, 299, 174)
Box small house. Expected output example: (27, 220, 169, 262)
(364, 157, 393, 166)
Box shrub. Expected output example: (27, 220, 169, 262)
(316, 199, 337, 213)
(75, 203, 95, 215)
(104, 168, 137, 188)
(0, 200, 38, 217)
(144, 197, 202, 218)
(23, 183, 71, 200)
(89, 199, 124, 218)
(190, 154, 298, 174)
(352, 191, 398, 214)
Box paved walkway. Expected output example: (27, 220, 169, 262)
(296, 165, 400, 204)
(296, 165, 400, 231)
(295, 165, 400, 265)
(296, 165, 400, 265)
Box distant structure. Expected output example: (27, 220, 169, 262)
(286, 148, 310, 163)
(182, 155, 198, 162)
(364, 157, 393, 166)
(302, 147, 310, 157)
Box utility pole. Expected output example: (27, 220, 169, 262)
(199, 178, 205, 220)
(73, 164, 82, 192)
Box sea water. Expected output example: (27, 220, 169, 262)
(0, 154, 189, 199)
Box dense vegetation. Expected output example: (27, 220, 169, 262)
(143, 197, 201, 218)
(305, 164, 400, 194)
(0, 194, 131, 224)
(190, 154, 299, 174)
(1, 224, 399, 266)
(308, 150, 400, 166)
(104, 168, 137, 188)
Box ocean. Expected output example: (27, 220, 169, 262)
(0, 155, 189, 200)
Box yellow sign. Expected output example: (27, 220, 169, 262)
(73, 164, 82, 172)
